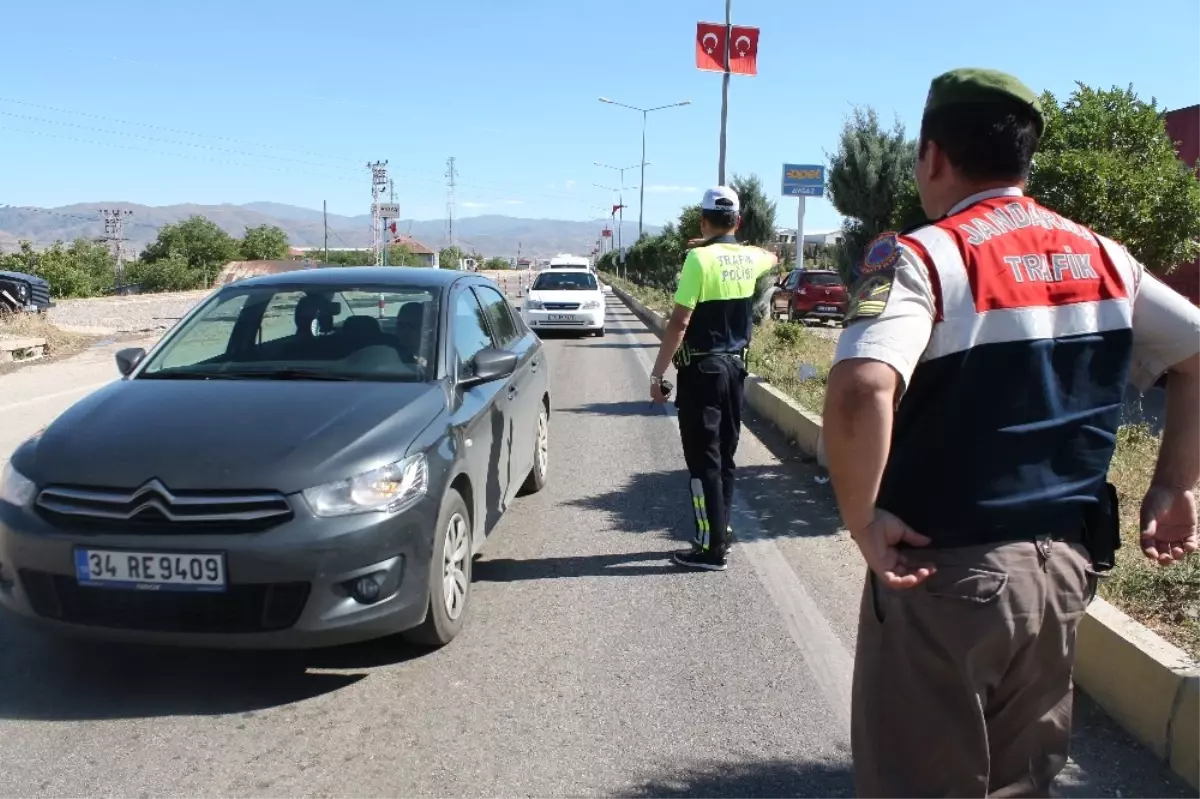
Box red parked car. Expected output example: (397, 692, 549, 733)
(770, 269, 848, 325)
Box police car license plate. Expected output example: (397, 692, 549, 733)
(74, 548, 227, 592)
(816, 305, 838, 313)
(548, 314, 576, 322)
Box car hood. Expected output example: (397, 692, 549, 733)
(529, 289, 601, 304)
(26, 379, 447, 494)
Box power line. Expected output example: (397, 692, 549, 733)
(0, 96, 363, 164)
(0, 100, 595, 206)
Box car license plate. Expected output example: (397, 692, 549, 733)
(74, 548, 227, 592)
(816, 305, 838, 313)
(548, 314, 576, 322)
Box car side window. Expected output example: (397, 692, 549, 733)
(785, 271, 800, 289)
(453, 290, 496, 379)
(474, 285, 519, 348)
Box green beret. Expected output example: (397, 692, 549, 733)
(924, 68, 1045, 135)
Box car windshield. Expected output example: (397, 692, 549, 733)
(533, 272, 598, 291)
(138, 284, 441, 382)
(806, 273, 843, 287)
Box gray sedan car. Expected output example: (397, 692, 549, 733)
(0, 267, 550, 649)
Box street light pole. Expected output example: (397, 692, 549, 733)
(595, 161, 642, 260)
(718, 0, 732, 185)
(639, 111, 648, 239)
(598, 97, 691, 239)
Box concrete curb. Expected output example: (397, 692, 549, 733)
(609, 280, 1199, 790)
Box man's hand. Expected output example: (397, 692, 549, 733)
(850, 509, 937, 589)
(650, 380, 668, 404)
(1140, 484, 1199, 564)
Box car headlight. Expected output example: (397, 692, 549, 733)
(525, 298, 544, 310)
(0, 461, 37, 507)
(581, 300, 602, 310)
(302, 454, 428, 517)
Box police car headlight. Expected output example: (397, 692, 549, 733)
(525, 298, 545, 310)
(581, 300, 601, 310)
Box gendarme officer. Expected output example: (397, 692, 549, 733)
(650, 187, 777, 570)
(824, 67, 1200, 797)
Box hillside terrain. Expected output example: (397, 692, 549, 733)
(0, 202, 659, 258)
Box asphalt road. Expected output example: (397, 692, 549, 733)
(0, 291, 1192, 798)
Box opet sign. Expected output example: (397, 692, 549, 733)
(781, 164, 825, 197)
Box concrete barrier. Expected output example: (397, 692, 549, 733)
(609, 281, 1199, 789)
(0, 337, 47, 363)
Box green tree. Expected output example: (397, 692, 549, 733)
(677, 204, 702, 242)
(123, 251, 200, 293)
(1027, 83, 1200, 274)
(240, 224, 289, 260)
(439, 245, 465, 270)
(387, 244, 422, 267)
(141, 216, 240, 287)
(0, 239, 119, 298)
(323, 249, 374, 266)
(483, 256, 511, 271)
(731, 173, 776, 247)
(827, 107, 921, 283)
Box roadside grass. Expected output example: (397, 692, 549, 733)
(0, 312, 91, 367)
(1102, 424, 1200, 656)
(610, 274, 1199, 657)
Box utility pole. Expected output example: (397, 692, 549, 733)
(323, 200, 329, 265)
(445, 156, 458, 247)
(367, 160, 389, 267)
(718, 0, 732, 185)
(99, 208, 132, 286)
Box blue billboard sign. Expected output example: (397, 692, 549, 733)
(781, 164, 826, 197)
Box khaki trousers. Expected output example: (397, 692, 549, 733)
(851, 538, 1097, 798)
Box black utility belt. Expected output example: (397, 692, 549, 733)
(672, 347, 747, 369)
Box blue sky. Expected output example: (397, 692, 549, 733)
(1, 0, 1196, 240)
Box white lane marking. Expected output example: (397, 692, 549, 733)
(608, 296, 854, 735)
(0, 380, 112, 412)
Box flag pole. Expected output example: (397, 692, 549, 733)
(718, 0, 731, 185)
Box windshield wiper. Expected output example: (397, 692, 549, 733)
(140, 370, 253, 380)
(220, 368, 355, 381)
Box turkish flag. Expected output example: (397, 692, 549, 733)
(388, 222, 397, 234)
(612, 203, 624, 215)
(695, 22, 759, 76)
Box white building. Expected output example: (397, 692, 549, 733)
(774, 228, 842, 247)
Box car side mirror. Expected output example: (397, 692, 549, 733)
(602, 284, 614, 294)
(115, 347, 146, 377)
(461, 347, 518, 387)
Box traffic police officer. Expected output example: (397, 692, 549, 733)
(650, 187, 777, 570)
(824, 68, 1200, 797)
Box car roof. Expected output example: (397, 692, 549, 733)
(230, 266, 471, 290)
(537, 267, 592, 274)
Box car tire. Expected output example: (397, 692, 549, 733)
(595, 328, 605, 338)
(518, 402, 549, 496)
(402, 488, 472, 648)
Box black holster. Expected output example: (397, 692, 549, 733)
(1081, 481, 1122, 573)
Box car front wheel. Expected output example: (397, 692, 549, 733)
(402, 488, 472, 647)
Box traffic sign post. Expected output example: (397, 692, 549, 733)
(781, 164, 826, 271)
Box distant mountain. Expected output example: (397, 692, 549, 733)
(0, 201, 659, 259)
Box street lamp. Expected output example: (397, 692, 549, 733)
(594, 161, 643, 258)
(598, 97, 691, 238)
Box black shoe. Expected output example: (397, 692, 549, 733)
(672, 548, 728, 571)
